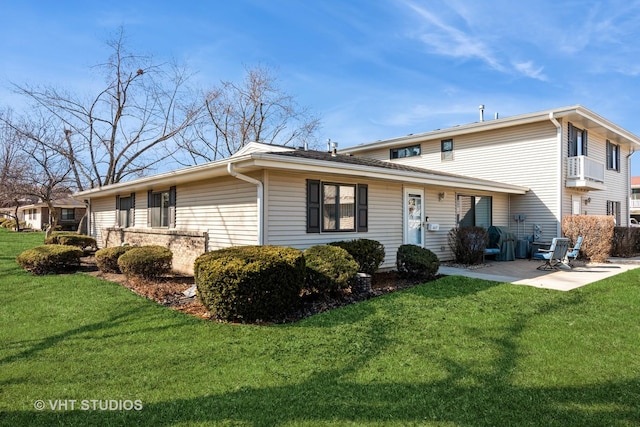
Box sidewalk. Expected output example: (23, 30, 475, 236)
(438, 257, 640, 291)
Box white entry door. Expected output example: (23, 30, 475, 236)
(404, 188, 424, 246)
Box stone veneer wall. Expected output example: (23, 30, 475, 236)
(103, 227, 207, 275)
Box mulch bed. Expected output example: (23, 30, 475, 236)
(81, 256, 438, 324)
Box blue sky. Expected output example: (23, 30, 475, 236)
(2, 0, 640, 175)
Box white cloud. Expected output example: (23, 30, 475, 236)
(512, 61, 547, 81)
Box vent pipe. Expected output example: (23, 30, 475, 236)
(495, 112, 499, 120)
(479, 105, 485, 122)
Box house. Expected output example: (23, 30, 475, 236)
(630, 177, 640, 223)
(344, 104, 640, 234)
(17, 198, 87, 231)
(74, 105, 640, 274)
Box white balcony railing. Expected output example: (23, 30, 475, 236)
(567, 156, 605, 183)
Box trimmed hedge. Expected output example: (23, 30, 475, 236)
(45, 232, 97, 250)
(117, 245, 173, 278)
(328, 238, 385, 275)
(194, 246, 305, 322)
(396, 244, 440, 280)
(16, 244, 84, 275)
(1, 219, 26, 229)
(562, 215, 615, 262)
(448, 226, 488, 265)
(95, 246, 134, 273)
(304, 245, 359, 294)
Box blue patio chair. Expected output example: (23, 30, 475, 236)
(532, 237, 570, 270)
(565, 236, 584, 267)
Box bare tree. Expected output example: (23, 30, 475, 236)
(11, 27, 202, 191)
(0, 112, 31, 230)
(0, 111, 73, 235)
(178, 64, 321, 163)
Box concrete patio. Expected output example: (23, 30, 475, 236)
(438, 257, 640, 291)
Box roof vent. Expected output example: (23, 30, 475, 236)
(479, 104, 485, 122)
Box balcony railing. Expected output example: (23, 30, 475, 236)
(630, 199, 640, 209)
(567, 156, 605, 183)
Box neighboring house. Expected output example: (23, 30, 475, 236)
(18, 198, 87, 231)
(74, 105, 640, 274)
(630, 176, 640, 223)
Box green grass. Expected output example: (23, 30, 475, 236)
(1, 227, 639, 426)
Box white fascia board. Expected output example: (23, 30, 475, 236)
(244, 154, 529, 194)
(74, 155, 254, 199)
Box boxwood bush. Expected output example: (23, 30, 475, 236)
(95, 246, 134, 273)
(304, 245, 359, 294)
(117, 245, 173, 278)
(328, 238, 385, 275)
(194, 245, 305, 322)
(16, 244, 84, 275)
(45, 232, 97, 250)
(396, 244, 440, 280)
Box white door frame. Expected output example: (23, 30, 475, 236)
(404, 187, 425, 247)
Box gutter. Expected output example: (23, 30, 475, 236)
(549, 112, 563, 236)
(227, 162, 264, 245)
(627, 149, 635, 226)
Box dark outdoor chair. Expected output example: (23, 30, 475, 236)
(565, 236, 584, 267)
(532, 237, 570, 270)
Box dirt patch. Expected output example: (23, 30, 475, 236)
(81, 256, 439, 324)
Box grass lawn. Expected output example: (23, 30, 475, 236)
(1, 228, 639, 426)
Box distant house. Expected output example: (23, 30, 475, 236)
(631, 177, 640, 223)
(74, 105, 640, 274)
(17, 198, 86, 231)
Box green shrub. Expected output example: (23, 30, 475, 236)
(117, 245, 173, 278)
(396, 244, 440, 280)
(95, 246, 134, 273)
(16, 244, 84, 275)
(562, 215, 615, 262)
(194, 245, 305, 322)
(304, 245, 359, 294)
(447, 226, 488, 265)
(328, 238, 385, 275)
(45, 232, 97, 250)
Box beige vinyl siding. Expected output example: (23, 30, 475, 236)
(266, 170, 402, 269)
(176, 175, 259, 250)
(89, 196, 116, 247)
(356, 121, 561, 241)
(562, 129, 631, 223)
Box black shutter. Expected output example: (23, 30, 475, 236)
(616, 144, 621, 171)
(147, 190, 153, 227)
(583, 129, 588, 156)
(606, 140, 612, 169)
(568, 123, 576, 157)
(115, 195, 121, 226)
(169, 186, 176, 229)
(130, 193, 136, 226)
(357, 184, 368, 232)
(307, 179, 321, 233)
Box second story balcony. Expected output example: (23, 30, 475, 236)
(566, 156, 606, 190)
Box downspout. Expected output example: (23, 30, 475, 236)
(549, 112, 562, 236)
(227, 162, 264, 245)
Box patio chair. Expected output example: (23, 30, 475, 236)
(532, 237, 570, 270)
(565, 236, 584, 267)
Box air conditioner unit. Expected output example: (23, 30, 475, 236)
(427, 223, 440, 231)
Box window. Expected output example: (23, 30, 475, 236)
(568, 123, 588, 157)
(390, 144, 421, 159)
(116, 193, 135, 227)
(441, 139, 454, 161)
(147, 187, 176, 228)
(606, 140, 620, 171)
(632, 188, 640, 201)
(307, 180, 367, 233)
(60, 208, 75, 221)
(457, 194, 492, 228)
(606, 200, 621, 225)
